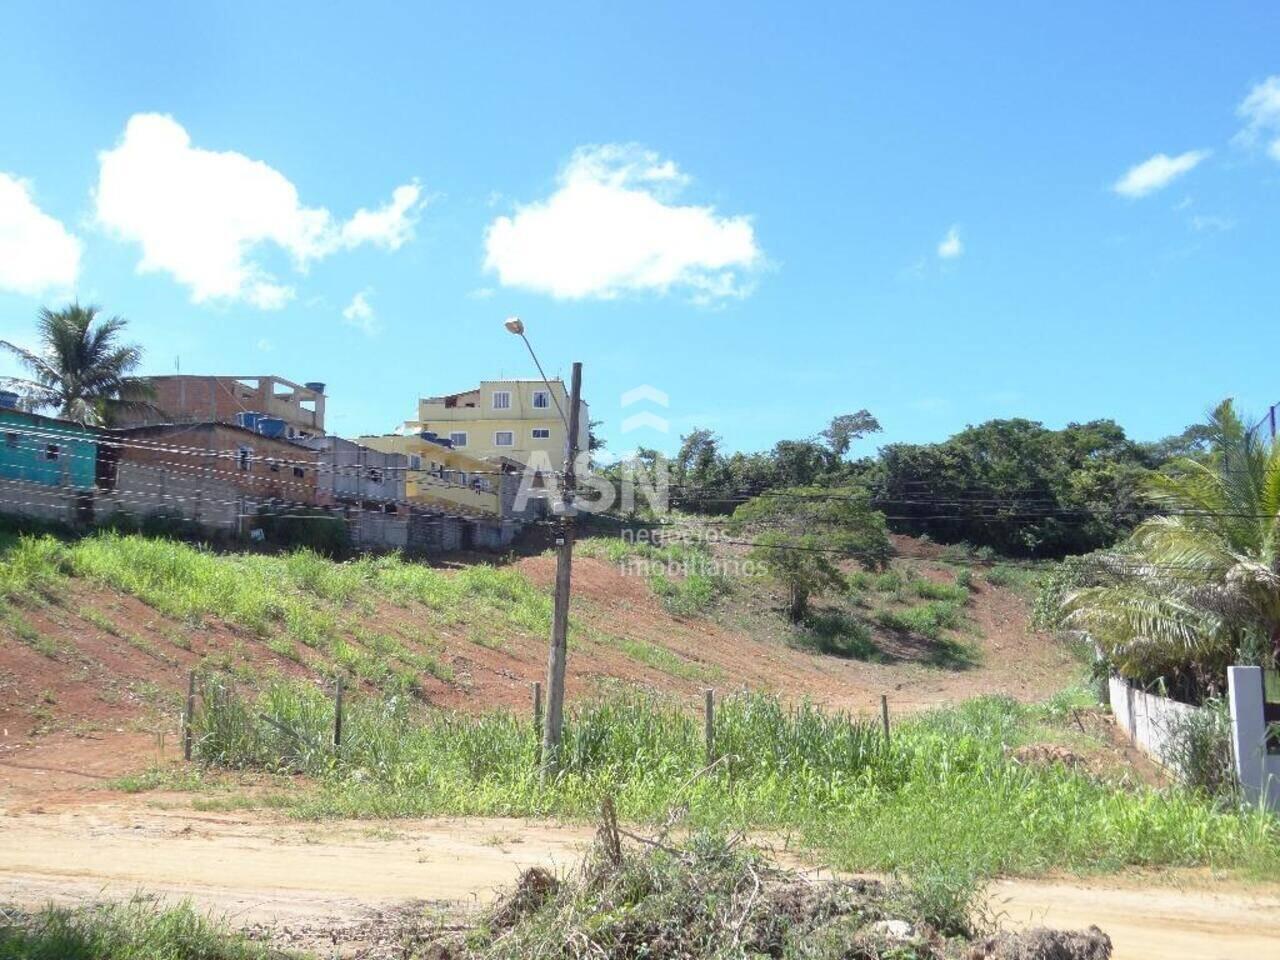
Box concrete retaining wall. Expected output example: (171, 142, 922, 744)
(1109, 675, 1203, 771)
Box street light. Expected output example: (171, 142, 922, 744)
(503, 316, 583, 776)
(504, 316, 569, 432)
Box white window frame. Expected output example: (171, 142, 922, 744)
(409, 454, 422, 470)
(448, 431, 468, 448)
(531, 427, 551, 440)
(491, 390, 512, 411)
(494, 430, 515, 447)
(532, 389, 550, 409)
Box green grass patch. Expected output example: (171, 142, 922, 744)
(0, 898, 284, 959)
(186, 678, 1280, 883)
(591, 631, 719, 681)
(876, 601, 964, 639)
(0, 606, 59, 658)
(792, 609, 883, 660)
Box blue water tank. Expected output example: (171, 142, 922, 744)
(257, 417, 286, 439)
(236, 411, 264, 431)
(0, 390, 18, 410)
(304, 382, 326, 394)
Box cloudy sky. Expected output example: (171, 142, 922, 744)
(2, 2, 1280, 453)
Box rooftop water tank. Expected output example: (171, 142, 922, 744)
(304, 382, 326, 394)
(0, 390, 18, 410)
(236, 411, 264, 431)
(257, 417, 286, 439)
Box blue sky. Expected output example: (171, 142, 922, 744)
(2, 2, 1279, 456)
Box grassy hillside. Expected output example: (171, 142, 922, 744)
(0, 524, 1077, 751)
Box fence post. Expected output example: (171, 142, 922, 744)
(880, 694, 890, 743)
(533, 681, 543, 767)
(182, 670, 196, 761)
(333, 677, 344, 750)
(704, 688, 715, 766)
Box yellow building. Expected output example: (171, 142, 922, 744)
(403, 379, 589, 468)
(356, 433, 503, 516)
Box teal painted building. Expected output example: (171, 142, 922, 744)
(0, 408, 101, 489)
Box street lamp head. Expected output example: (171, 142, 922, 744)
(504, 316, 525, 335)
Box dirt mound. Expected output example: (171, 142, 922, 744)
(969, 925, 1112, 960)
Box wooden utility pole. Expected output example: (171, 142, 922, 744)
(541, 361, 583, 775)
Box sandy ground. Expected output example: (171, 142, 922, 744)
(1, 794, 1278, 960)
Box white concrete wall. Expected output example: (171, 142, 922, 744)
(1228, 666, 1280, 811)
(105, 462, 243, 531)
(1109, 675, 1203, 772)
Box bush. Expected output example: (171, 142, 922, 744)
(254, 505, 350, 557)
(794, 610, 880, 659)
(1162, 698, 1238, 801)
(911, 579, 969, 604)
(876, 601, 962, 640)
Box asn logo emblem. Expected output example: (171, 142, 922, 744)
(620, 384, 669, 433)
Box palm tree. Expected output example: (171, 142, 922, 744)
(0, 303, 154, 426)
(1064, 399, 1280, 695)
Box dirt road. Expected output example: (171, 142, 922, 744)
(1, 801, 1277, 959)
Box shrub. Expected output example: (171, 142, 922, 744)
(911, 579, 969, 604)
(794, 610, 880, 659)
(1162, 698, 1238, 801)
(876, 601, 962, 640)
(254, 505, 350, 557)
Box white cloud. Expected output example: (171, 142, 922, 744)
(1112, 150, 1209, 198)
(340, 183, 424, 251)
(937, 225, 963, 259)
(94, 113, 423, 309)
(1236, 76, 1280, 161)
(342, 289, 378, 336)
(1190, 214, 1235, 233)
(256, 337, 273, 352)
(0, 173, 81, 295)
(483, 144, 761, 302)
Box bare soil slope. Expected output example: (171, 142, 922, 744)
(1, 537, 1075, 775)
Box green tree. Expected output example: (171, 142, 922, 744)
(0, 303, 153, 425)
(821, 410, 881, 457)
(1064, 400, 1280, 696)
(733, 485, 890, 621)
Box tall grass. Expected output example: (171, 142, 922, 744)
(0, 897, 284, 960)
(190, 678, 1280, 881)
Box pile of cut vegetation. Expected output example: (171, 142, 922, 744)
(445, 805, 1112, 960)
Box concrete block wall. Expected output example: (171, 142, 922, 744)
(0, 478, 80, 524)
(470, 519, 518, 551)
(105, 462, 243, 531)
(1109, 675, 1203, 772)
(406, 509, 465, 554)
(351, 510, 409, 552)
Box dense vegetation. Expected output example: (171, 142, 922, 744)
(1049, 400, 1280, 698)
(633, 410, 1213, 559)
(186, 679, 1278, 882)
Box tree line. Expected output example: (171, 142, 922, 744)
(635, 409, 1217, 559)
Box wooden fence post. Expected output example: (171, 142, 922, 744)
(533, 681, 543, 766)
(334, 677, 344, 750)
(182, 670, 196, 761)
(704, 688, 715, 766)
(880, 694, 890, 743)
